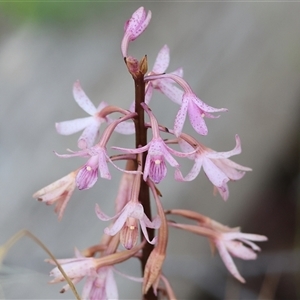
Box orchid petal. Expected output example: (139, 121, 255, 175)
(76, 165, 98, 190)
(159, 145, 179, 168)
(145, 84, 154, 105)
(55, 117, 93, 135)
(191, 94, 228, 114)
(174, 96, 189, 136)
(106, 153, 140, 176)
(178, 138, 195, 155)
(213, 158, 252, 173)
(177, 156, 203, 182)
(112, 144, 149, 154)
(73, 81, 97, 115)
(142, 214, 161, 229)
(171, 67, 183, 77)
(95, 204, 121, 221)
(81, 276, 95, 300)
(223, 232, 268, 242)
(78, 119, 100, 149)
(152, 45, 170, 73)
(206, 135, 242, 159)
(143, 154, 151, 182)
(113, 120, 135, 135)
(140, 220, 157, 245)
(212, 160, 246, 181)
(164, 142, 196, 158)
(54, 148, 89, 158)
(187, 101, 208, 135)
(217, 183, 229, 201)
(105, 268, 119, 299)
(97, 101, 108, 111)
(34, 180, 70, 202)
(202, 158, 229, 188)
(215, 240, 245, 283)
(97, 151, 111, 180)
(226, 241, 257, 260)
(104, 205, 133, 236)
(157, 80, 183, 105)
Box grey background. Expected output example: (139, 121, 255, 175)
(0, 2, 299, 299)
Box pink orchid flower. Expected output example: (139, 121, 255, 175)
(95, 201, 161, 249)
(168, 221, 267, 283)
(129, 45, 183, 112)
(121, 7, 152, 57)
(55, 113, 138, 190)
(81, 266, 118, 300)
(33, 170, 78, 220)
(145, 73, 227, 136)
(47, 245, 144, 296)
(175, 134, 252, 200)
(215, 232, 268, 283)
(113, 103, 194, 184)
(47, 248, 99, 293)
(56, 81, 133, 150)
(147, 45, 184, 105)
(82, 264, 143, 300)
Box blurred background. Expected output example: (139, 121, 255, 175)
(0, 1, 299, 299)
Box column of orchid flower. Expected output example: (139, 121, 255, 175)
(33, 7, 267, 300)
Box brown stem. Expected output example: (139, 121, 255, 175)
(134, 74, 157, 300)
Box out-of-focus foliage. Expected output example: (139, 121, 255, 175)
(0, 1, 118, 26)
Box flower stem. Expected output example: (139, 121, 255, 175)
(134, 73, 157, 300)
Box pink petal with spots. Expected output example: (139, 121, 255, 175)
(152, 45, 170, 73)
(113, 120, 135, 135)
(125, 7, 151, 41)
(174, 96, 189, 136)
(73, 81, 97, 115)
(176, 157, 203, 182)
(187, 101, 208, 135)
(157, 81, 183, 105)
(97, 150, 111, 180)
(216, 182, 229, 201)
(177, 138, 195, 157)
(78, 119, 100, 149)
(202, 158, 229, 188)
(55, 117, 93, 135)
(191, 94, 228, 113)
(206, 135, 242, 159)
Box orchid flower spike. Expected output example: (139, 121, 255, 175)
(113, 103, 195, 184)
(145, 73, 227, 136)
(55, 113, 139, 190)
(33, 170, 79, 220)
(175, 134, 252, 200)
(121, 7, 152, 57)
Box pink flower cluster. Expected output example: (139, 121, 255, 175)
(32, 6, 267, 299)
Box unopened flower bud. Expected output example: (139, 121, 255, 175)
(143, 249, 165, 294)
(139, 55, 148, 75)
